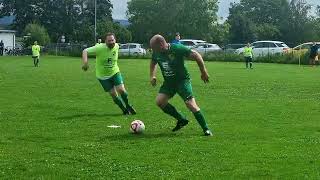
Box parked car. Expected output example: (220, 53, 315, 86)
(191, 43, 222, 55)
(235, 41, 290, 57)
(290, 42, 320, 55)
(180, 39, 206, 48)
(223, 44, 246, 53)
(119, 43, 146, 56)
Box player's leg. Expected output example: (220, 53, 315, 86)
(35, 56, 39, 67)
(178, 80, 212, 136)
(249, 57, 253, 69)
(32, 56, 36, 67)
(156, 92, 188, 131)
(185, 98, 212, 136)
(36, 56, 40, 67)
(158, 83, 188, 131)
(109, 86, 129, 115)
(98, 78, 128, 115)
(115, 84, 136, 115)
(245, 57, 249, 68)
(310, 56, 315, 66)
(113, 73, 136, 115)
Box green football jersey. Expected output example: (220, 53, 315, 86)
(32, 45, 41, 56)
(244, 46, 253, 57)
(152, 44, 192, 84)
(86, 43, 120, 79)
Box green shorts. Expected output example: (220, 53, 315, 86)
(159, 80, 193, 101)
(98, 72, 124, 92)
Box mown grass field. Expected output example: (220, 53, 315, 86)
(0, 56, 320, 179)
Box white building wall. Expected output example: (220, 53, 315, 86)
(0, 32, 15, 50)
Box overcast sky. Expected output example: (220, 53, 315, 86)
(110, 0, 320, 20)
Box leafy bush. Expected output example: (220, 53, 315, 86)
(203, 51, 310, 65)
(23, 23, 50, 47)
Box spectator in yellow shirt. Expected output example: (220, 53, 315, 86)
(32, 41, 41, 67)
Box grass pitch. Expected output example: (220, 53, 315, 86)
(0, 56, 319, 179)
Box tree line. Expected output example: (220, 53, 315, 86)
(1, 0, 320, 47)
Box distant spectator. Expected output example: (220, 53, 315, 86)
(96, 38, 102, 45)
(244, 43, 253, 69)
(171, 32, 181, 44)
(32, 41, 41, 67)
(0, 40, 4, 56)
(309, 42, 319, 66)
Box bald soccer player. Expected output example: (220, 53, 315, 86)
(149, 34, 213, 136)
(82, 32, 136, 115)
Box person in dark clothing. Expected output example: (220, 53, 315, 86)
(0, 40, 4, 56)
(309, 42, 319, 66)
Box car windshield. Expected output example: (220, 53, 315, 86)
(194, 44, 206, 48)
(276, 43, 284, 47)
(280, 43, 289, 47)
(120, 45, 128, 49)
(181, 41, 195, 46)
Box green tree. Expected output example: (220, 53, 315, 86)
(210, 22, 230, 45)
(227, 3, 256, 43)
(96, 20, 132, 44)
(280, 0, 313, 46)
(0, 0, 114, 43)
(0, 0, 43, 35)
(127, 0, 219, 43)
(228, 0, 290, 43)
(255, 24, 281, 40)
(23, 23, 50, 46)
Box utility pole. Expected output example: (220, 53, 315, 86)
(94, 0, 97, 43)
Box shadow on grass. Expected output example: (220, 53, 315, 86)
(101, 132, 199, 141)
(57, 113, 123, 120)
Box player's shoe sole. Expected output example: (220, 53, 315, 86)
(172, 120, 189, 132)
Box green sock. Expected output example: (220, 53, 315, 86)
(113, 96, 127, 112)
(193, 110, 209, 131)
(120, 91, 130, 107)
(162, 103, 186, 122)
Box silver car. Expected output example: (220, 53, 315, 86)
(192, 43, 222, 55)
(119, 43, 146, 56)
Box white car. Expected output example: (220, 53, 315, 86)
(292, 42, 320, 53)
(180, 39, 206, 48)
(235, 41, 290, 57)
(192, 43, 222, 55)
(119, 43, 146, 56)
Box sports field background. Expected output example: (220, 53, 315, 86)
(0, 56, 319, 179)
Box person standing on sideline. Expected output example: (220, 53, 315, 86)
(0, 40, 4, 56)
(309, 42, 319, 67)
(149, 34, 213, 136)
(82, 32, 136, 115)
(96, 38, 102, 45)
(32, 41, 41, 67)
(171, 32, 181, 44)
(244, 43, 253, 69)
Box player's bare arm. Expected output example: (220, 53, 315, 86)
(82, 49, 89, 71)
(150, 60, 157, 86)
(189, 50, 209, 83)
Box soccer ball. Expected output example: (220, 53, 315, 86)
(130, 120, 145, 134)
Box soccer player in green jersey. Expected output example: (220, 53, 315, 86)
(149, 34, 213, 136)
(244, 43, 253, 69)
(32, 41, 41, 67)
(82, 32, 136, 115)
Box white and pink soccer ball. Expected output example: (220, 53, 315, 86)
(130, 120, 145, 134)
